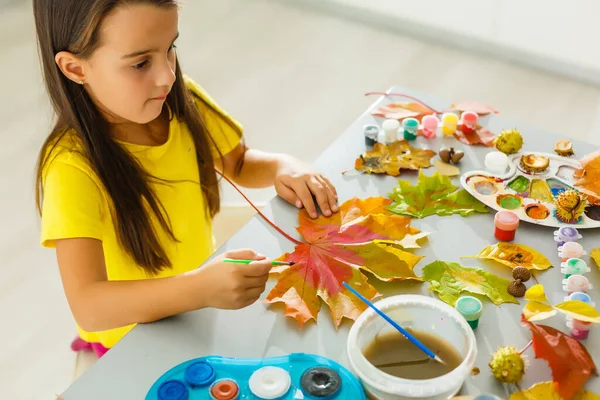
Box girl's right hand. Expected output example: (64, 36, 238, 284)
(196, 249, 273, 310)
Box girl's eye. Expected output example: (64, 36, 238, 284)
(168, 43, 177, 52)
(133, 60, 149, 70)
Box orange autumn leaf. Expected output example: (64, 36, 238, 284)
(449, 102, 499, 115)
(574, 152, 600, 205)
(454, 125, 496, 147)
(266, 197, 425, 328)
(354, 141, 436, 176)
(371, 102, 433, 121)
(522, 316, 597, 400)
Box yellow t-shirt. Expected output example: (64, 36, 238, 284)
(40, 77, 242, 348)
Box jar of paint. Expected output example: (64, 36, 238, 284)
(421, 115, 439, 138)
(553, 226, 582, 247)
(558, 242, 586, 262)
(382, 119, 399, 144)
(363, 124, 379, 147)
(402, 118, 419, 141)
(455, 296, 483, 330)
(494, 210, 519, 241)
(570, 319, 592, 340)
(485, 151, 509, 174)
(560, 258, 590, 278)
(460, 111, 478, 133)
(562, 274, 592, 295)
(565, 292, 593, 306)
(441, 113, 459, 136)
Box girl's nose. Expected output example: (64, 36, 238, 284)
(155, 56, 176, 88)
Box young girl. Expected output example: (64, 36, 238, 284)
(33, 0, 338, 358)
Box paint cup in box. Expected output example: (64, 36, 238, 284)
(363, 124, 379, 147)
(558, 242, 586, 262)
(562, 274, 592, 294)
(455, 296, 483, 330)
(485, 151, 509, 174)
(421, 115, 438, 138)
(441, 113, 458, 136)
(560, 258, 590, 278)
(494, 210, 519, 242)
(460, 111, 478, 133)
(553, 226, 582, 247)
(564, 292, 594, 306)
(403, 118, 419, 141)
(570, 319, 592, 340)
(382, 119, 400, 144)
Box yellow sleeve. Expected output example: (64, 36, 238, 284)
(41, 159, 105, 248)
(184, 76, 243, 158)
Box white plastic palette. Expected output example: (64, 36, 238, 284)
(460, 151, 600, 229)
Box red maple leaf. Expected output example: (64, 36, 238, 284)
(454, 125, 496, 147)
(522, 315, 598, 400)
(266, 197, 425, 327)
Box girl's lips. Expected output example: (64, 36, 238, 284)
(151, 95, 167, 100)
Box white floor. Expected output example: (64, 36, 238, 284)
(1, 0, 599, 398)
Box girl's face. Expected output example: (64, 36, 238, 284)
(77, 4, 178, 124)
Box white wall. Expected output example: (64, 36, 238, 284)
(296, 0, 600, 85)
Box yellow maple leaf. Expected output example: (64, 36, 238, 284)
(591, 248, 600, 270)
(523, 301, 557, 322)
(464, 243, 552, 271)
(525, 284, 550, 303)
(554, 300, 600, 324)
(510, 381, 600, 400)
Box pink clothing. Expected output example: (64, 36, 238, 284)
(71, 336, 109, 358)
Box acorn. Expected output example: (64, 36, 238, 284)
(512, 266, 531, 282)
(439, 147, 452, 163)
(451, 150, 465, 164)
(508, 281, 527, 297)
(439, 146, 464, 165)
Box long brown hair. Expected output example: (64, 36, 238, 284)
(33, 0, 224, 274)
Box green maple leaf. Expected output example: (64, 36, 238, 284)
(422, 260, 519, 306)
(388, 171, 488, 218)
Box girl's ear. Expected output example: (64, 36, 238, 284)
(55, 51, 87, 84)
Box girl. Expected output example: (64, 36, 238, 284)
(33, 0, 339, 358)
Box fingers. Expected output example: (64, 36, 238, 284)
(241, 284, 267, 307)
(239, 259, 273, 277)
(315, 175, 339, 213)
(275, 181, 302, 209)
(320, 175, 338, 200)
(292, 181, 318, 218)
(223, 248, 265, 261)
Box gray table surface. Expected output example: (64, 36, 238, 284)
(61, 86, 600, 399)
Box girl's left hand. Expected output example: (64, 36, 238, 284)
(275, 158, 339, 218)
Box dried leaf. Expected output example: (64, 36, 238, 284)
(267, 197, 425, 327)
(574, 152, 600, 205)
(554, 300, 600, 323)
(523, 301, 557, 322)
(388, 171, 488, 218)
(525, 284, 550, 303)
(454, 126, 496, 147)
(464, 243, 553, 271)
(434, 158, 460, 177)
(354, 141, 436, 176)
(372, 102, 433, 121)
(522, 317, 597, 400)
(449, 102, 499, 115)
(421, 260, 518, 306)
(510, 381, 600, 400)
(591, 248, 600, 269)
